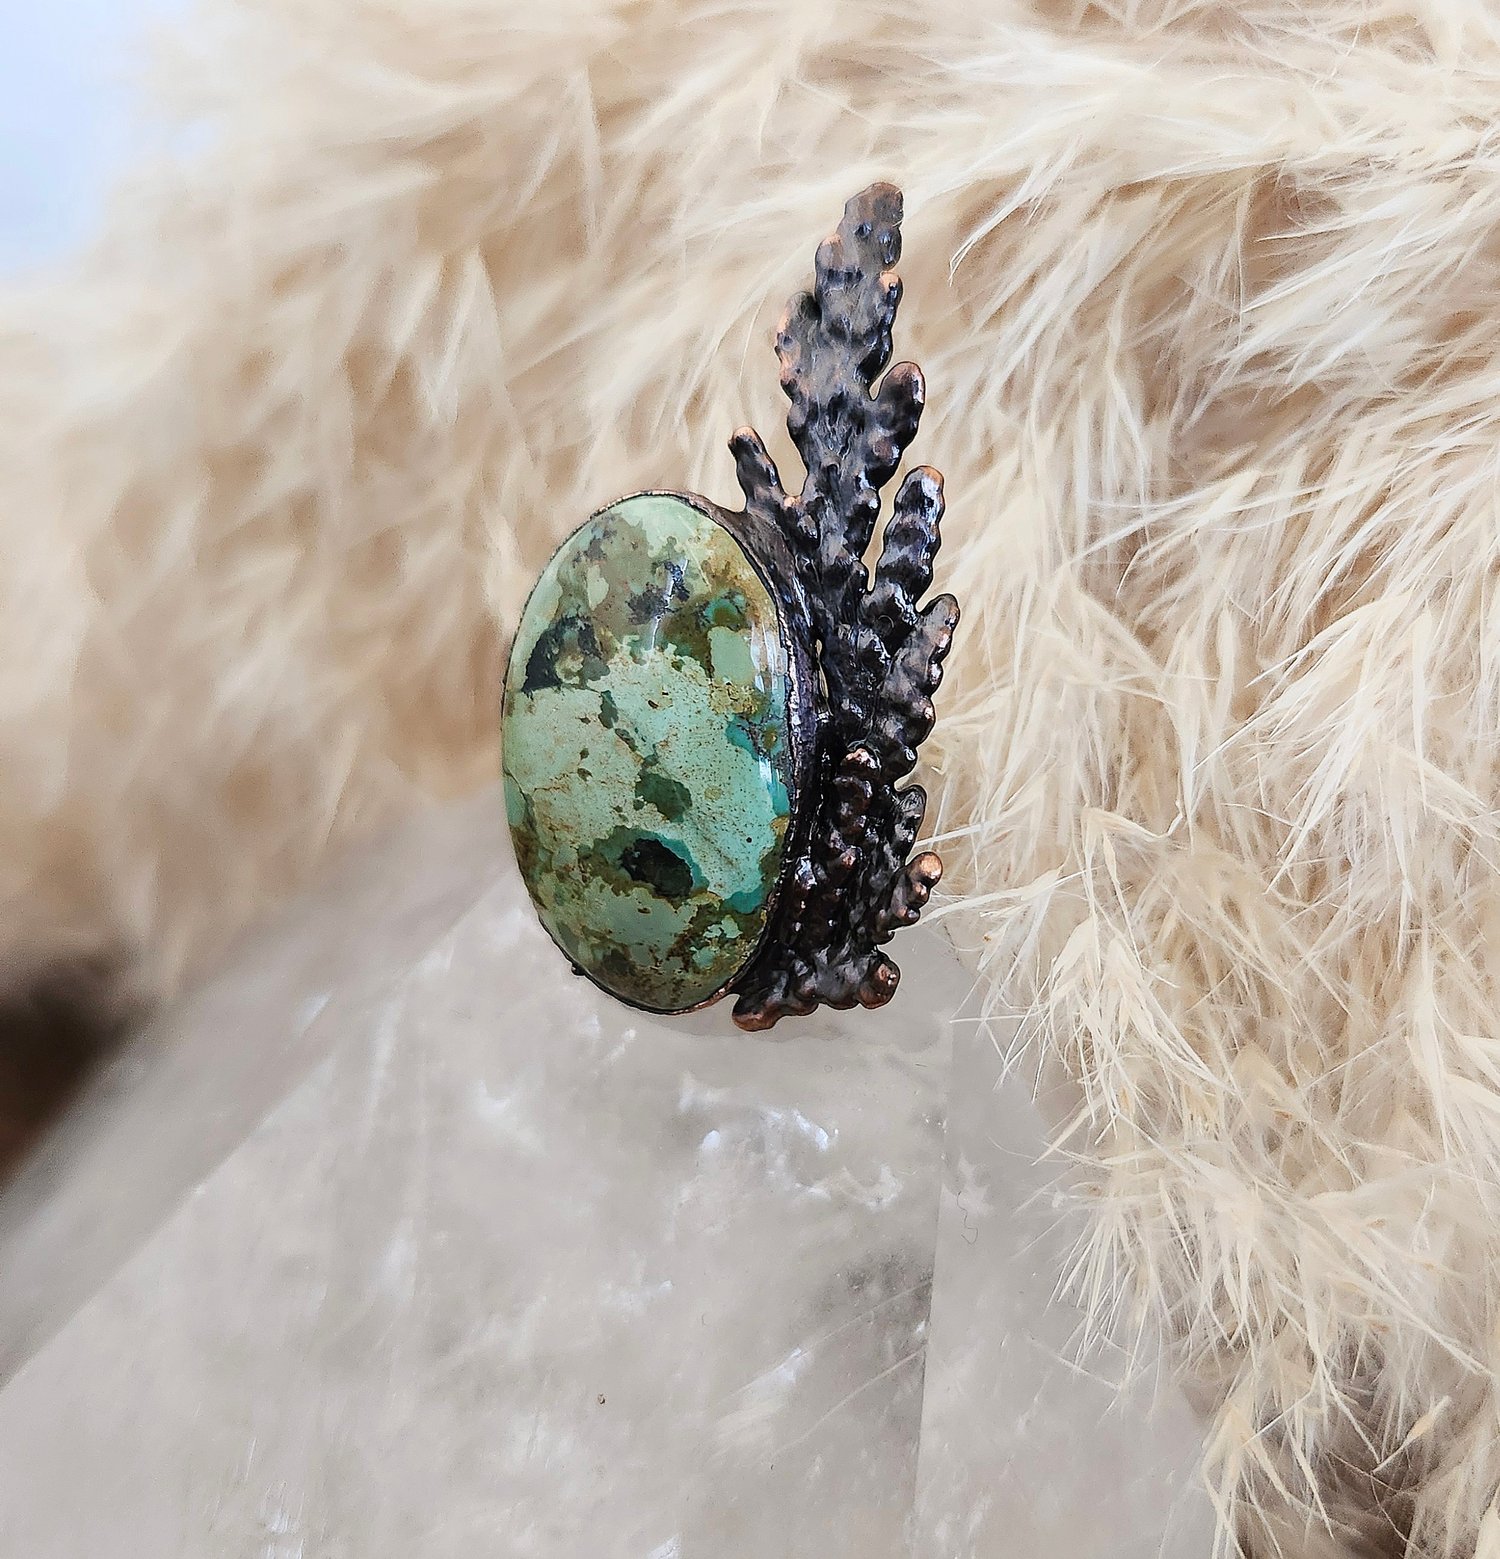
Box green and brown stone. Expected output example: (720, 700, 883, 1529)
(502, 493, 795, 1011)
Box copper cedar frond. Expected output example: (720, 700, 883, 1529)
(730, 184, 959, 1030)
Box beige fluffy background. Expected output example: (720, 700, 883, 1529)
(8, 0, 1500, 1552)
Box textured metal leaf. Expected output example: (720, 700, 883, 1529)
(729, 184, 959, 1030)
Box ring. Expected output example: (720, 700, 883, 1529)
(501, 183, 960, 1029)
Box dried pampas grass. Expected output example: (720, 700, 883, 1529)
(7, 0, 1500, 1550)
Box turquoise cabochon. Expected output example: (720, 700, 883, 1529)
(501, 493, 798, 1012)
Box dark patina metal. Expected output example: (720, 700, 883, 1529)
(724, 181, 960, 1029)
(505, 182, 958, 1029)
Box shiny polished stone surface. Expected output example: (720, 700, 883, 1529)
(0, 793, 1213, 1557)
(503, 493, 795, 1012)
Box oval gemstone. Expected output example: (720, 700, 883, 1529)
(502, 493, 795, 1012)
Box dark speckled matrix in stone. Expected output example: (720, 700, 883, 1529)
(502, 494, 795, 1011)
